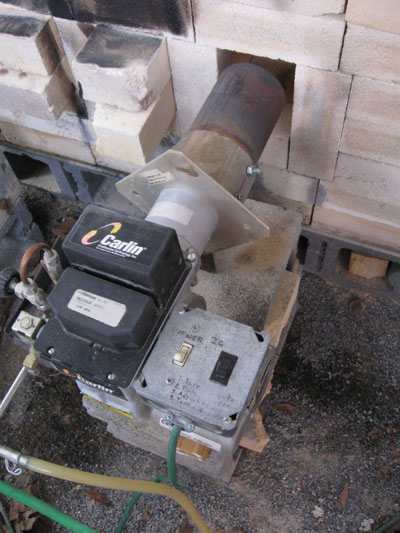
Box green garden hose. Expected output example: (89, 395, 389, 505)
(0, 480, 98, 533)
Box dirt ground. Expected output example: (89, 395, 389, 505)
(0, 192, 399, 533)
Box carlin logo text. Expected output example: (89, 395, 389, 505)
(81, 222, 145, 258)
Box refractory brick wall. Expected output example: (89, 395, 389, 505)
(0, 0, 399, 253)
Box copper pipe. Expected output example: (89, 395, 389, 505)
(19, 243, 50, 285)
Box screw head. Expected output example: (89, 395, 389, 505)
(178, 308, 186, 315)
(20, 317, 32, 329)
(107, 373, 116, 381)
(165, 377, 173, 385)
(166, 414, 174, 422)
(47, 347, 55, 355)
(223, 416, 232, 426)
(187, 423, 195, 432)
(186, 249, 197, 262)
(192, 325, 199, 332)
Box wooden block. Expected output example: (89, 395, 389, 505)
(193, 0, 346, 71)
(288, 65, 351, 181)
(349, 252, 389, 280)
(340, 24, 400, 83)
(72, 25, 171, 112)
(0, 14, 64, 76)
(346, 0, 400, 36)
(240, 409, 270, 453)
(340, 77, 400, 168)
(223, 0, 345, 16)
(264, 270, 300, 348)
(177, 435, 210, 462)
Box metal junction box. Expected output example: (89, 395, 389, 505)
(134, 308, 271, 434)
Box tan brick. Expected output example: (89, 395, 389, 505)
(251, 164, 318, 223)
(193, 0, 346, 71)
(259, 104, 292, 170)
(340, 24, 400, 83)
(340, 77, 400, 167)
(72, 25, 171, 112)
(167, 39, 231, 134)
(317, 153, 400, 225)
(93, 81, 175, 168)
(346, 0, 400, 35)
(288, 66, 351, 180)
(312, 206, 400, 253)
(223, 0, 345, 16)
(0, 59, 74, 120)
(0, 14, 64, 76)
(0, 121, 95, 164)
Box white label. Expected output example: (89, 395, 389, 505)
(159, 418, 221, 452)
(68, 289, 126, 328)
(139, 169, 175, 186)
(149, 201, 193, 226)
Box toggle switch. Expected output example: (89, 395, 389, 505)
(173, 342, 194, 367)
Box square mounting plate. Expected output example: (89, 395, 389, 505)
(116, 149, 269, 253)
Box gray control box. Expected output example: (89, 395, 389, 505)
(134, 308, 270, 433)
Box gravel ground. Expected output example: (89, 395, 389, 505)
(0, 195, 399, 533)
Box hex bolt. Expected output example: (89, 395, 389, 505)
(47, 347, 55, 355)
(107, 373, 116, 381)
(246, 165, 262, 176)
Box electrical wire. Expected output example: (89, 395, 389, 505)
(374, 513, 400, 532)
(116, 474, 168, 533)
(116, 424, 183, 532)
(0, 497, 14, 533)
(167, 425, 182, 488)
(0, 480, 96, 533)
(19, 243, 50, 285)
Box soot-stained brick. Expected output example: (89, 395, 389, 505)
(76, 25, 162, 69)
(1, 0, 190, 36)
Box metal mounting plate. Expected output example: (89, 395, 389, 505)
(116, 150, 269, 253)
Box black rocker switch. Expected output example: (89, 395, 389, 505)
(210, 351, 238, 386)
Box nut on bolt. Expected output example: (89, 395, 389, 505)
(246, 165, 262, 176)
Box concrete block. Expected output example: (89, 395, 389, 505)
(0, 14, 64, 76)
(346, 0, 400, 35)
(288, 66, 351, 180)
(193, 0, 346, 71)
(317, 153, 400, 225)
(222, 0, 345, 16)
(92, 80, 175, 168)
(302, 226, 400, 301)
(167, 39, 231, 134)
(0, 121, 96, 165)
(0, 59, 74, 120)
(72, 25, 171, 111)
(340, 77, 400, 167)
(250, 165, 318, 224)
(340, 24, 400, 83)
